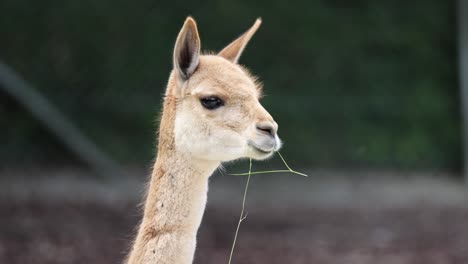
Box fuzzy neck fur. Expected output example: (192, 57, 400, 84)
(126, 75, 219, 264)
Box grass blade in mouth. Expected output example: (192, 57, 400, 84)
(228, 152, 307, 263)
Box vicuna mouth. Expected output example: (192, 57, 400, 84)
(248, 140, 275, 155)
(252, 146, 272, 154)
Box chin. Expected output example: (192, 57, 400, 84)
(248, 137, 282, 161)
(251, 154, 274, 161)
(248, 148, 275, 161)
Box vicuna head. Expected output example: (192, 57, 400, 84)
(169, 17, 281, 162)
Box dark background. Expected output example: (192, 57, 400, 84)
(1, 1, 468, 263)
(0, 0, 460, 171)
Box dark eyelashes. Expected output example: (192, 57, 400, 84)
(200, 96, 224, 110)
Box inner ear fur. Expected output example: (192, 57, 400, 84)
(173, 17, 201, 80)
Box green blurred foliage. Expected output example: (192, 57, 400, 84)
(0, 0, 461, 169)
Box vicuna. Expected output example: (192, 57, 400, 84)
(126, 17, 281, 264)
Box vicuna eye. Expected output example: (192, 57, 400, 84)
(200, 96, 224, 110)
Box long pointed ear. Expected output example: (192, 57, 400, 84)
(218, 18, 262, 64)
(173, 17, 201, 81)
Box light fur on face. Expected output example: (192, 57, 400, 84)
(172, 18, 281, 162)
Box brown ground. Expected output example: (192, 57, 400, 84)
(0, 169, 467, 264)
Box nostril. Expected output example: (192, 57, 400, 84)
(256, 124, 274, 137)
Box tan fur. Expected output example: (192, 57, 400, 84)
(126, 17, 281, 264)
(219, 18, 262, 63)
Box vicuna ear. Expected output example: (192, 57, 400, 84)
(218, 18, 262, 64)
(173, 17, 201, 81)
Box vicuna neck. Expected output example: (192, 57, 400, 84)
(126, 77, 219, 264)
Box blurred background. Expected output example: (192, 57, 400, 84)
(1, 1, 467, 263)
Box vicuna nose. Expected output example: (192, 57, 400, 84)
(256, 121, 278, 137)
